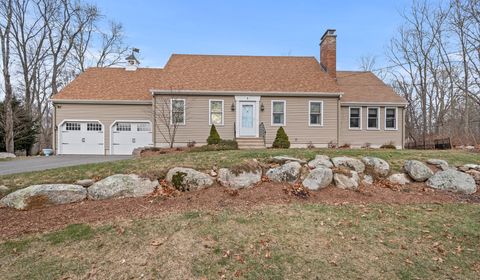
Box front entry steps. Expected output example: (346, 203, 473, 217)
(236, 138, 265, 149)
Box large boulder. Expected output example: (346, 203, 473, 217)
(0, 184, 86, 210)
(217, 163, 262, 189)
(362, 157, 390, 177)
(270, 156, 306, 165)
(426, 159, 449, 171)
(302, 167, 333, 190)
(266, 162, 302, 183)
(88, 174, 158, 200)
(426, 169, 477, 194)
(458, 164, 480, 172)
(333, 171, 360, 190)
(403, 160, 434, 182)
(307, 155, 333, 169)
(332, 157, 365, 173)
(387, 173, 411, 185)
(466, 170, 480, 185)
(166, 167, 214, 191)
(0, 152, 16, 159)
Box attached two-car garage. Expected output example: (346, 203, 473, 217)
(58, 120, 153, 155)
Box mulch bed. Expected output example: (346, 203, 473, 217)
(0, 182, 478, 239)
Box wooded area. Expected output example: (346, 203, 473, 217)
(0, 0, 128, 154)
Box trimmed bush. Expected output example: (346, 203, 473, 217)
(272, 127, 290, 149)
(190, 140, 238, 152)
(207, 125, 221, 145)
(380, 142, 397, 149)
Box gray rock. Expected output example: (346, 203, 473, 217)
(362, 175, 374, 185)
(403, 160, 434, 182)
(75, 179, 95, 188)
(218, 167, 262, 189)
(302, 167, 333, 190)
(466, 170, 480, 184)
(270, 156, 307, 165)
(307, 155, 333, 169)
(426, 169, 477, 194)
(334, 171, 360, 190)
(458, 164, 480, 172)
(166, 167, 214, 191)
(332, 157, 365, 173)
(387, 173, 411, 185)
(266, 162, 302, 183)
(0, 152, 16, 159)
(0, 184, 86, 210)
(426, 159, 449, 171)
(0, 185, 9, 193)
(88, 174, 158, 200)
(362, 157, 390, 177)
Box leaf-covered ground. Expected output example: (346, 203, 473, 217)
(1, 203, 479, 279)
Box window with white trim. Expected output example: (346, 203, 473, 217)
(272, 100, 285, 125)
(171, 99, 185, 125)
(367, 108, 379, 129)
(137, 123, 151, 132)
(209, 100, 224, 125)
(385, 108, 397, 129)
(116, 122, 131, 131)
(309, 101, 323, 126)
(349, 107, 361, 129)
(87, 122, 102, 131)
(65, 122, 81, 131)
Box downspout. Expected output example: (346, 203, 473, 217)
(402, 107, 405, 149)
(152, 93, 157, 147)
(336, 97, 340, 147)
(52, 104, 57, 154)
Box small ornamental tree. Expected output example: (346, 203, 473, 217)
(207, 124, 221, 145)
(272, 127, 290, 148)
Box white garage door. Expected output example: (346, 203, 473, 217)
(59, 121, 104, 155)
(111, 121, 153, 155)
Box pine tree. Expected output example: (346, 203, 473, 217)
(272, 127, 290, 148)
(207, 124, 221, 145)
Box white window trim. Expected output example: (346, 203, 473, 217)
(348, 107, 362, 130)
(384, 107, 398, 131)
(308, 101, 324, 127)
(170, 98, 186, 126)
(271, 100, 286, 126)
(366, 107, 380, 130)
(208, 99, 224, 126)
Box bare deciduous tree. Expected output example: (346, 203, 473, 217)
(155, 96, 187, 148)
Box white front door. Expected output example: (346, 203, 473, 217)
(239, 101, 257, 137)
(111, 121, 153, 155)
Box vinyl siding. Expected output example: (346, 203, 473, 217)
(55, 103, 152, 154)
(154, 95, 339, 147)
(339, 106, 404, 148)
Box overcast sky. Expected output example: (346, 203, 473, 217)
(91, 0, 410, 70)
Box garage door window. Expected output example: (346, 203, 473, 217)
(116, 123, 131, 131)
(87, 123, 102, 131)
(65, 122, 81, 131)
(137, 123, 151, 132)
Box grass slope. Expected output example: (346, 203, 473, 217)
(0, 149, 479, 193)
(1, 203, 479, 279)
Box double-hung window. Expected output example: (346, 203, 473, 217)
(309, 101, 323, 126)
(367, 107, 379, 129)
(349, 107, 361, 129)
(171, 99, 185, 125)
(271, 100, 286, 126)
(385, 107, 397, 130)
(209, 100, 224, 126)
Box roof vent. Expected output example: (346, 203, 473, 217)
(125, 48, 140, 71)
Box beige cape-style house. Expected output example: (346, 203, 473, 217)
(51, 30, 407, 155)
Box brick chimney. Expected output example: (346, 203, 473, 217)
(320, 29, 337, 79)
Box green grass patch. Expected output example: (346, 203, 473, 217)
(0, 149, 478, 192)
(44, 224, 94, 244)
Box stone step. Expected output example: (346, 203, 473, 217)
(236, 138, 265, 149)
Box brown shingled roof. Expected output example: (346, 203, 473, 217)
(337, 71, 406, 104)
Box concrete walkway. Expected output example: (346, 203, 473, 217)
(0, 155, 132, 176)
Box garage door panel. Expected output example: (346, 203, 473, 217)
(111, 121, 153, 155)
(59, 121, 104, 155)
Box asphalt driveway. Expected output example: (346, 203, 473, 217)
(0, 155, 132, 176)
